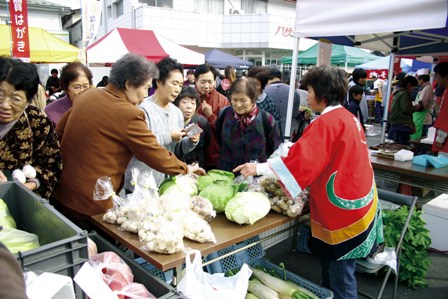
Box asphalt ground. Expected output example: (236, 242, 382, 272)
(265, 124, 448, 299)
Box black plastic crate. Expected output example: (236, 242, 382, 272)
(250, 258, 333, 299)
(90, 232, 175, 298)
(204, 235, 264, 274)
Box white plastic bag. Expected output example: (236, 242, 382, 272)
(177, 250, 252, 299)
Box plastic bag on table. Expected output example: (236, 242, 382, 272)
(0, 198, 17, 228)
(269, 141, 294, 158)
(182, 211, 216, 243)
(89, 251, 134, 292)
(0, 226, 39, 254)
(141, 218, 184, 254)
(190, 195, 216, 221)
(177, 250, 252, 299)
(115, 282, 156, 299)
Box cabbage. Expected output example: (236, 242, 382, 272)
(159, 175, 198, 196)
(225, 192, 271, 225)
(207, 169, 235, 184)
(197, 175, 214, 191)
(199, 182, 236, 213)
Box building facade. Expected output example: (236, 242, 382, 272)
(88, 0, 313, 66)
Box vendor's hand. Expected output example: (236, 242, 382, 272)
(233, 163, 257, 178)
(171, 129, 187, 142)
(434, 141, 444, 149)
(0, 170, 7, 182)
(189, 132, 201, 143)
(201, 102, 213, 118)
(187, 163, 206, 176)
(23, 181, 37, 191)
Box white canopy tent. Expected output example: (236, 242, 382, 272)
(287, 0, 448, 142)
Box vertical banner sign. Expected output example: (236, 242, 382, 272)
(82, 0, 103, 49)
(317, 40, 332, 66)
(8, 0, 31, 62)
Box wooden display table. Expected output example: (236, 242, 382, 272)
(91, 212, 296, 276)
(370, 155, 448, 193)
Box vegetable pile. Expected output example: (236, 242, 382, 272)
(382, 206, 431, 289)
(102, 171, 217, 254)
(257, 176, 309, 218)
(246, 266, 319, 299)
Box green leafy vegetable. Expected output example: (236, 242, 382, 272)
(199, 182, 236, 213)
(207, 169, 235, 183)
(225, 192, 271, 225)
(382, 206, 432, 289)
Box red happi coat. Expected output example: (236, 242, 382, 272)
(432, 90, 448, 153)
(269, 106, 383, 260)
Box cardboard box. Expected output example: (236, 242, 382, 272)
(422, 193, 448, 251)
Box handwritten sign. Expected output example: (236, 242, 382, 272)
(8, 0, 30, 61)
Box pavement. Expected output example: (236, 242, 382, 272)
(265, 124, 448, 299)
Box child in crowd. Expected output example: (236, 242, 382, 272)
(346, 84, 366, 132)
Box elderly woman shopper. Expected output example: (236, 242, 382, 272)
(45, 62, 93, 126)
(235, 66, 383, 299)
(125, 57, 201, 189)
(0, 56, 62, 199)
(217, 78, 281, 172)
(51, 53, 204, 230)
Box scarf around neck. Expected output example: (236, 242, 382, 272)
(234, 104, 259, 130)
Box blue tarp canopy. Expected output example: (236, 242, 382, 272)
(204, 49, 253, 69)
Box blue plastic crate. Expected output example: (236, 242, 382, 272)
(297, 223, 312, 254)
(204, 235, 264, 274)
(250, 258, 333, 299)
(135, 257, 174, 284)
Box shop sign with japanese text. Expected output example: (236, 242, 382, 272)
(8, 0, 30, 62)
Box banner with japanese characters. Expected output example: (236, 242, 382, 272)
(82, 0, 103, 49)
(8, 0, 30, 61)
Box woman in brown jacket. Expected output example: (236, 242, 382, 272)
(51, 54, 204, 230)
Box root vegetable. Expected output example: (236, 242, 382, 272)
(248, 279, 279, 299)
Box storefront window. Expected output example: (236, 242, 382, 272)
(194, 0, 224, 14)
(139, 0, 173, 8)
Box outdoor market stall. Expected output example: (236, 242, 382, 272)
(0, 25, 80, 63)
(86, 28, 204, 65)
(370, 155, 448, 194)
(286, 0, 448, 142)
(91, 212, 298, 278)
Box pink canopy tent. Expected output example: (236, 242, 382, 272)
(86, 28, 204, 65)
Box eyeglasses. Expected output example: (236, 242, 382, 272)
(0, 90, 27, 108)
(70, 84, 91, 92)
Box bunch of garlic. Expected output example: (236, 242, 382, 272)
(12, 165, 36, 184)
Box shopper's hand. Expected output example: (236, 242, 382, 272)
(0, 170, 7, 182)
(201, 102, 213, 118)
(189, 132, 201, 143)
(187, 163, 206, 176)
(233, 163, 257, 178)
(171, 129, 187, 142)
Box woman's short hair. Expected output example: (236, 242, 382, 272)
(173, 86, 200, 107)
(229, 78, 257, 103)
(0, 56, 39, 102)
(59, 62, 93, 91)
(157, 57, 183, 84)
(194, 64, 217, 80)
(108, 53, 159, 89)
(247, 66, 270, 90)
(224, 65, 236, 82)
(398, 76, 418, 88)
(301, 66, 348, 106)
